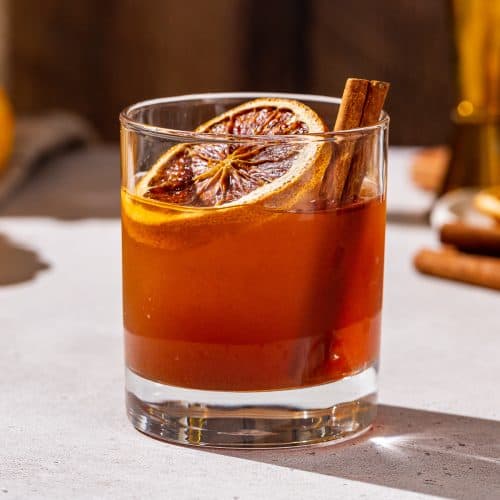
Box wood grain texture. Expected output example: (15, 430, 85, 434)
(9, 0, 455, 144)
(309, 0, 455, 145)
(9, 0, 250, 140)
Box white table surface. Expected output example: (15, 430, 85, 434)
(1, 146, 499, 500)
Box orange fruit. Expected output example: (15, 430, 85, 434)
(0, 88, 14, 174)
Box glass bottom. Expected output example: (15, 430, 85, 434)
(126, 367, 377, 448)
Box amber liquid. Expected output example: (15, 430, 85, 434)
(122, 191, 386, 391)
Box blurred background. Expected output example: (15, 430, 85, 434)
(4, 0, 455, 145)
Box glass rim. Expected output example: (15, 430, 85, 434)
(119, 92, 390, 143)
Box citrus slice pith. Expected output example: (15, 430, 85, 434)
(135, 98, 331, 213)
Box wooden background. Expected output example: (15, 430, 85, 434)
(8, 0, 456, 144)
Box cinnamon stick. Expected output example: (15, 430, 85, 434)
(334, 78, 369, 131)
(330, 78, 369, 203)
(342, 81, 390, 202)
(414, 247, 500, 291)
(440, 222, 500, 256)
(410, 146, 450, 192)
(330, 78, 390, 204)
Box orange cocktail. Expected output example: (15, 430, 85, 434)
(120, 90, 389, 447)
(122, 192, 385, 391)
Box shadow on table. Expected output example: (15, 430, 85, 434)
(207, 405, 500, 499)
(0, 145, 120, 219)
(0, 233, 49, 285)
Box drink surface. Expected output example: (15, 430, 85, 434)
(122, 189, 385, 391)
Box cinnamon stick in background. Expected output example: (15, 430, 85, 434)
(414, 247, 500, 291)
(440, 222, 500, 256)
(329, 78, 390, 204)
(410, 146, 450, 192)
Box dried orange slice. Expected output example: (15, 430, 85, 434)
(474, 186, 500, 223)
(123, 98, 332, 248)
(136, 98, 330, 211)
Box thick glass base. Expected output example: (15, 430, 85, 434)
(126, 367, 377, 448)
